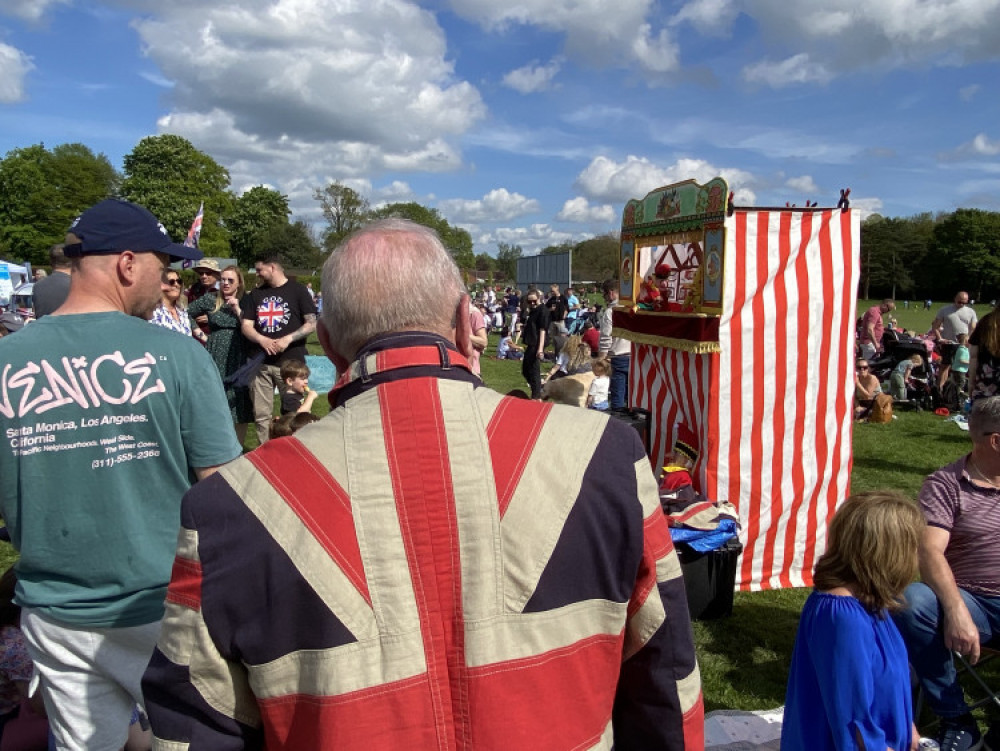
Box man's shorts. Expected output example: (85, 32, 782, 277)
(939, 341, 959, 366)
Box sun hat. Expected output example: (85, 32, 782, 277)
(64, 199, 203, 263)
(193, 259, 221, 274)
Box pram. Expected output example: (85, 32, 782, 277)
(869, 330, 939, 410)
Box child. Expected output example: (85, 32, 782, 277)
(587, 358, 611, 410)
(496, 326, 523, 360)
(952, 333, 971, 395)
(889, 353, 923, 401)
(542, 334, 591, 384)
(782, 491, 923, 751)
(279, 359, 318, 416)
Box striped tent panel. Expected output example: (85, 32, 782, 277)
(707, 209, 860, 591)
(631, 344, 714, 487)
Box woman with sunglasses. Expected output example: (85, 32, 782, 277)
(186, 265, 253, 444)
(854, 359, 882, 421)
(150, 270, 192, 336)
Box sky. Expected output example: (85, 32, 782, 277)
(1, 0, 999, 256)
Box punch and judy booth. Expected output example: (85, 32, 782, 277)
(614, 178, 861, 591)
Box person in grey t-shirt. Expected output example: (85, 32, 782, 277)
(32, 243, 72, 318)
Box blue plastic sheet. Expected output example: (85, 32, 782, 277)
(669, 518, 740, 553)
(305, 355, 337, 393)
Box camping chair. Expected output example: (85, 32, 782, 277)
(914, 646, 1000, 732)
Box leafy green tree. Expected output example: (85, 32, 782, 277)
(495, 242, 522, 281)
(314, 182, 369, 250)
(228, 186, 291, 267)
(931, 209, 1000, 301)
(0, 143, 118, 265)
(254, 220, 321, 272)
(120, 135, 232, 257)
(572, 234, 620, 282)
(474, 252, 496, 280)
(861, 214, 934, 299)
(369, 202, 475, 271)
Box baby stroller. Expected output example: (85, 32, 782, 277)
(869, 332, 938, 411)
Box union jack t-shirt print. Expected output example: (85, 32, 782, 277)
(257, 296, 290, 333)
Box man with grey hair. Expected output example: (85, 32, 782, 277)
(144, 218, 703, 749)
(894, 395, 1000, 750)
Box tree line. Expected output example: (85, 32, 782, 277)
(862, 209, 1000, 301)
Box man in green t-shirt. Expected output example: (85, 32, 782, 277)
(0, 199, 242, 750)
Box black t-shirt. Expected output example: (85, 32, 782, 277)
(522, 305, 551, 348)
(241, 280, 317, 366)
(280, 389, 304, 415)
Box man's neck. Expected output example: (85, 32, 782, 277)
(969, 449, 1000, 485)
(269, 273, 288, 287)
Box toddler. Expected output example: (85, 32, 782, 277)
(587, 358, 611, 410)
(279, 359, 319, 416)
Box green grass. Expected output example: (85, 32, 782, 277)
(4, 315, 997, 726)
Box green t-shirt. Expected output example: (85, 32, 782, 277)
(0, 312, 242, 627)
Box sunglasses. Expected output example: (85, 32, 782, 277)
(165, 279, 182, 287)
(221, 278, 237, 285)
(857, 366, 869, 370)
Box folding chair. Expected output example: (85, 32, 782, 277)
(914, 646, 1000, 732)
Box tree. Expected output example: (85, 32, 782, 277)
(931, 209, 1000, 301)
(474, 252, 496, 280)
(495, 242, 522, 281)
(254, 220, 321, 272)
(860, 214, 935, 299)
(120, 135, 232, 257)
(228, 186, 291, 267)
(314, 182, 369, 250)
(0, 143, 118, 264)
(369, 202, 475, 271)
(572, 234, 620, 282)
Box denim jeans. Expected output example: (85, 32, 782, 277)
(609, 355, 630, 409)
(892, 581, 1000, 718)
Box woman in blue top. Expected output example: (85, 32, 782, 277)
(782, 491, 924, 751)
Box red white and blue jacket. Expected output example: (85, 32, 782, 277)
(142, 332, 704, 750)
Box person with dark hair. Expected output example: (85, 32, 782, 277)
(0, 198, 241, 749)
(968, 303, 1000, 400)
(599, 279, 631, 409)
(520, 291, 550, 398)
(894, 395, 1000, 750)
(32, 244, 72, 318)
(782, 491, 923, 751)
(144, 218, 703, 749)
(240, 251, 317, 442)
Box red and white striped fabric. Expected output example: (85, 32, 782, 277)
(630, 208, 860, 591)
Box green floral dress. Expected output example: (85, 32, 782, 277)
(187, 295, 254, 424)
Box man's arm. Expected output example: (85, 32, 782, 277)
(918, 525, 981, 663)
(194, 464, 227, 481)
(931, 315, 946, 340)
(241, 318, 282, 356)
(470, 326, 488, 352)
(274, 314, 317, 353)
(598, 309, 613, 356)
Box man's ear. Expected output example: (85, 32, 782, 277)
(116, 251, 138, 285)
(454, 293, 473, 359)
(317, 319, 350, 373)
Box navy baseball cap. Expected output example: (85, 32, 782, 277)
(64, 199, 203, 263)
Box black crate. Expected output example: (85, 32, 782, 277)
(607, 407, 651, 457)
(675, 538, 743, 621)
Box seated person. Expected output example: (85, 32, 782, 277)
(893, 396, 1000, 751)
(279, 359, 319, 416)
(541, 335, 591, 384)
(496, 326, 523, 360)
(854, 359, 882, 420)
(586, 358, 611, 411)
(581, 319, 600, 357)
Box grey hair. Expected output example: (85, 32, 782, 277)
(320, 218, 466, 361)
(969, 396, 1000, 439)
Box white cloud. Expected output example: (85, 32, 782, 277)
(849, 197, 884, 220)
(742, 53, 833, 88)
(971, 133, 1000, 155)
(960, 83, 981, 101)
(0, 42, 33, 103)
(557, 197, 616, 223)
(476, 223, 584, 255)
(574, 155, 757, 205)
(374, 180, 415, 202)
(0, 0, 67, 22)
(735, 1, 1000, 85)
(786, 175, 819, 194)
(447, 0, 680, 79)
(671, 0, 740, 36)
(438, 188, 541, 222)
(502, 58, 562, 93)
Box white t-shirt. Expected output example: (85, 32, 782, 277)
(589, 375, 610, 403)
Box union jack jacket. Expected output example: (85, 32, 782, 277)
(143, 334, 704, 750)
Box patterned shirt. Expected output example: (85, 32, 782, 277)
(150, 302, 192, 337)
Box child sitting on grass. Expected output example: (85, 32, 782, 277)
(279, 359, 319, 416)
(496, 326, 523, 360)
(586, 358, 611, 411)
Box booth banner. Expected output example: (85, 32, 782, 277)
(630, 208, 860, 592)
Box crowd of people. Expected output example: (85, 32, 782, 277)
(0, 197, 998, 751)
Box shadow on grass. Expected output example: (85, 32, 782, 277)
(851, 455, 952, 476)
(696, 597, 805, 711)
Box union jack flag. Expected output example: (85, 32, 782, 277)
(257, 297, 288, 331)
(183, 202, 204, 249)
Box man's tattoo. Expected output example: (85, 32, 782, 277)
(288, 314, 317, 342)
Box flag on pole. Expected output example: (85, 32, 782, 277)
(181, 202, 204, 268)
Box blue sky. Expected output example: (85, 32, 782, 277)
(1, 0, 999, 254)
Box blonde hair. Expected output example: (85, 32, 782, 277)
(213, 265, 246, 314)
(561, 335, 590, 373)
(813, 491, 924, 613)
(591, 358, 612, 378)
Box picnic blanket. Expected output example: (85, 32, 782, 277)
(705, 707, 783, 750)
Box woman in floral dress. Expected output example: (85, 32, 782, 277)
(187, 265, 253, 444)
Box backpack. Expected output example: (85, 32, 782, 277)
(868, 393, 894, 423)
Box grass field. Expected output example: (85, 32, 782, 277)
(2, 298, 997, 728)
